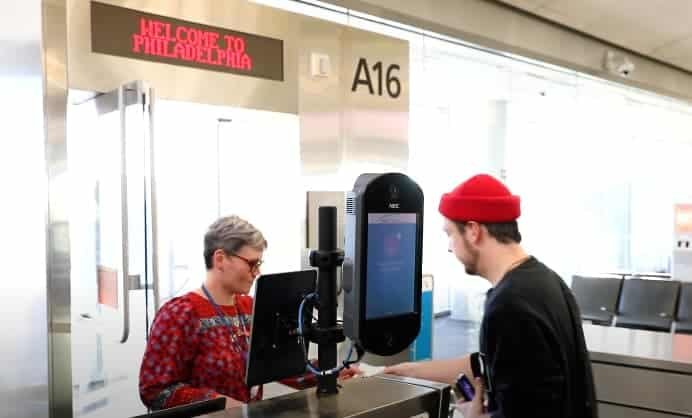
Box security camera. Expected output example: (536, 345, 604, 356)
(603, 50, 635, 77)
(617, 60, 635, 77)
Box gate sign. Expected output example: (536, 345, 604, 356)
(90, 1, 284, 81)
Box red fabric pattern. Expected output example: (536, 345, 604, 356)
(139, 292, 262, 409)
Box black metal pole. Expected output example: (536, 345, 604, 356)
(316, 206, 338, 395)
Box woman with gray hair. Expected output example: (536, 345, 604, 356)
(139, 215, 358, 411)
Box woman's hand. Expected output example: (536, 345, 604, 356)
(338, 364, 363, 380)
(455, 377, 489, 418)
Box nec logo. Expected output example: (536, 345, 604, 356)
(388, 203, 400, 209)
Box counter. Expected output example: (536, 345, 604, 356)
(584, 324, 692, 417)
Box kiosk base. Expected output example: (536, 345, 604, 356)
(203, 375, 450, 418)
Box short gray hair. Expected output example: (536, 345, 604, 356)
(204, 215, 267, 269)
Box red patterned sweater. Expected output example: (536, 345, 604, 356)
(139, 292, 314, 410)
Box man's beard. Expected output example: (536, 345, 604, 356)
(462, 235, 480, 276)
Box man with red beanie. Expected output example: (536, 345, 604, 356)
(385, 174, 597, 418)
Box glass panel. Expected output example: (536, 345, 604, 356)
(409, 38, 513, 316)
(153, 100, 221, 303)
(506, 71, 596, 282)
(68, 86, 151, 418)
(218, 110, 303, 276)
(68, 92, 124, 335)
(153, 101, 303, 303)
(628, 99, 692, 273)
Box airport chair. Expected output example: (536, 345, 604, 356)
(615, 278, 680, 332)
(675, 282, 692, 335)
(571, 275, 623, 326)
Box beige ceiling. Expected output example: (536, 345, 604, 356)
(496, 0, 692, 73)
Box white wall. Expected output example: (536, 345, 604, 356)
(0, 0, 50, 416)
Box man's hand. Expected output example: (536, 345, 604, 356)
(383, 357, 471, 384)
(220, 395, 244, 409)
(383, 362, 418, 377)
(456, 377, 489, 418)
(338, 364, 364, 380)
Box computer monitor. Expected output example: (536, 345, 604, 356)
(245, 270, 317, 387)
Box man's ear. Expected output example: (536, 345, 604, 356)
(468, 222, 483, 245)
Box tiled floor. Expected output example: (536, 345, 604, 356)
(433, 317, 481, 360)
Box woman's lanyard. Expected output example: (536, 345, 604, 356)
(201, 285, 249, 357)
(201, 285, 259, 400)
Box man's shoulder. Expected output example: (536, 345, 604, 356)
(498, 258, 565, 299)
(484, 278, 551, 322)
(484, 288, 531, 321)
(507, 257, 562, 283)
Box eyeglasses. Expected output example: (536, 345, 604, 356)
(229, 252, 263, 272)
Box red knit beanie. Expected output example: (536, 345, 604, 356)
(439, 174, 521, 222)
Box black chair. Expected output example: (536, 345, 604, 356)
(615, 278, 680, 332)
(571, 275, 623, 326)
(675, 283, 692, 335)
(130, 398, 226, 418)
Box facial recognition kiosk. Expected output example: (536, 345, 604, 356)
(227, 173, 450, 418)
(342, 173, 424, 357)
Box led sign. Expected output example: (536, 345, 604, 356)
(91, 2, 284, 81)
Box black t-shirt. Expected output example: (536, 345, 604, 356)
(479, 256, 598, 418)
